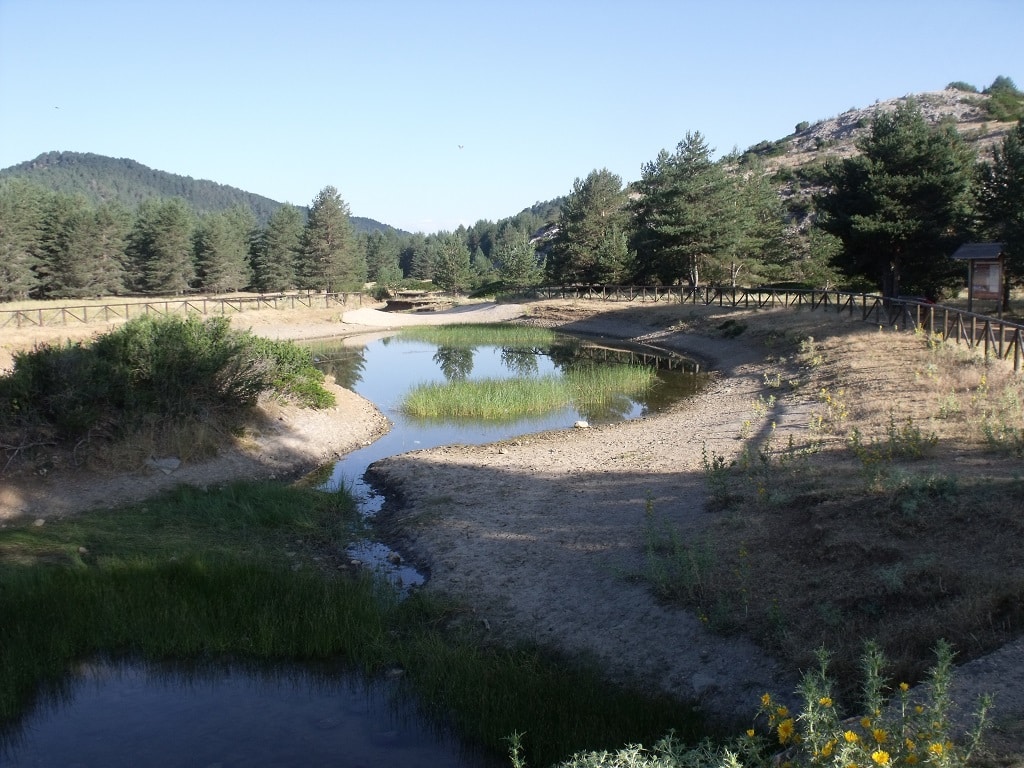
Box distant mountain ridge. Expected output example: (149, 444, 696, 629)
(0, 151, 404, 235)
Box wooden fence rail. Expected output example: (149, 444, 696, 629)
(0, 292, 363, 332)
(534, 285, 1024, 372)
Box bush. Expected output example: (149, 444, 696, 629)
(0, 315, 333, 443)
(946, 81, 978, 93)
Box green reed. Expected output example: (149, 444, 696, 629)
(402, 365, 657, 421)
(0, 480, 702, 766)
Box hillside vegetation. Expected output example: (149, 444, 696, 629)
(0, 151, 400, 234)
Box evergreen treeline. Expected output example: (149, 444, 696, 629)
(0, 173, 563, 301)
(3, 77, 1023, 305)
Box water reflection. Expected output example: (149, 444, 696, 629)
(2, 660, 500, 768)
(306, 331, 705, 586)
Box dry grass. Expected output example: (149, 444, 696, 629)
(642, 302, 1024, 706)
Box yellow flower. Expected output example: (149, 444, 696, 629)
(914, 705, 924, 714)
(906, 755, 919, 765)
(861, 716, 872, 729)
(819, 696, 833, 708)
(761, 693, 772, 707)
(844, 730, 860, 743)
(777, 706, 790, 718)
(873, 728, 888, 744)
(905, 738, 916, 751)
(871, 749, 890, 765)
(899, 682, 909, 692)
(747, 729, 755, 738)
(777, 718, 795, 744)
(928, 743, 944, 757)
(821, 740, 836, 757)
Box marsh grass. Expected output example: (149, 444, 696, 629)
(0, 481, 702, 766)
(402, 365, 657, 421)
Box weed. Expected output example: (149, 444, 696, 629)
(936, 390, 962, 419)
(847, 412, 938, 478)
(536, 644, 991, 768)
(751, 394, 777, 419)
(799, 335, 825, 368)
(813, 386, 848, 433)
(701, 443, 738, 509)
(642, 499, 719, 619)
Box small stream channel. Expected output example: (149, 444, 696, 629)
(2, 330, 703, 768)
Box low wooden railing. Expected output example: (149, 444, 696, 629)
(534, 285, 1024, 372)
(0, 292, 363, 331)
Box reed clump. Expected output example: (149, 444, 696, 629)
(402, 365, 657, 421)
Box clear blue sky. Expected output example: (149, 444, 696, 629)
(1, 0, 1021, 234)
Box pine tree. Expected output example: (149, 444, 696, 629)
(431, 233, 473, 294)
(128, 198, 196, 294)
(39, 197, 130, 298)
(0, 179, 45, 300)
(194, 208, 253, 293)
(815, 99, 976, 298)
(252, 204, 304, 292)
(494, 228, 543, 288)
(297, 186, 364, 292)
(546, 168, 630, 285)
(977, 119, 1024, 305)
(630, 133, 739, 288)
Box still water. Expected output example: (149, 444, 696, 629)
(2, 330, 702, 767)
(3, 661, 499, 768)
(311, 331, 702, 585)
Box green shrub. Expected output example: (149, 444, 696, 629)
(0, 315, 333, 443)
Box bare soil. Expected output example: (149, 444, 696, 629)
(1, 298, 1022, 762)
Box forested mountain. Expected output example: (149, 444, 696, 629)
(0, 151, 401, 235)
(2, 76, 1022, 305)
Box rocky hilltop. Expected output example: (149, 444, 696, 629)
(772, 87, 1016, 170)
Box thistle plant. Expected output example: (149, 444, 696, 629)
(749, 641, 990, 768)
(533, 642, 990, 768)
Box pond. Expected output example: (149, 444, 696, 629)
(2, 327, 704, 767)
(307, 328, 703, 585)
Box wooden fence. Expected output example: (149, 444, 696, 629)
(0, 292, 363, 332)
(535, 285, 1024, 372)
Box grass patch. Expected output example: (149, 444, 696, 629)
(402, 365, 658, 421)
(0, 481, 703, 766)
